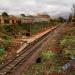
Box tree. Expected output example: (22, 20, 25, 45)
(20, 14, 26, 17)
(58, 17, 65, 22)
(69, 13, 72, 22)
(70, 4, 75, 22)
(2, 12, 9, 17)
(72, 4, 75, 16)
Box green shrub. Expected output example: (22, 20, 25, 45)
(0, 47, 5, 56)
(40, 51, 56, 60)
(54, 65, 62, 73)
(60, 36, 75, 48)
(60, 35, 75, 56)
(0, 32, 12, 39)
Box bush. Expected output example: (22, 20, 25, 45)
(60, 35, 75, 57)
(40, 51, 56, 60)
(60, 36, 75, 48)
(0, 47, 5, 56)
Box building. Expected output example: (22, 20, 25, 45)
(19, 16, 34, 24)
(0, 15, 18, 25)
(0, 14, 50, 25)
(9, 16, 18, 24)
(0, 15, 9, 24)
(19, 14, 50, 24)
(36, 13, 50, 22)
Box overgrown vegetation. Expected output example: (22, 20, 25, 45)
(0, 21, 50, 37)
(24, 50, 68, 75)
(40, 51, 56, 60)
(60, 27, 75, 57)
(0, 47, 6, 63)
(20, 21, 49, 35)
(24, 25, 75, 75)
(0, 21, 53, 62)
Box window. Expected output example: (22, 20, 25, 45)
(4, 19, 9, 23)
(12, 20, 15, 24)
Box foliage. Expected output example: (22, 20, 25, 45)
(58, 17, 65, 22)
(24, 51, 64, 75)
(3, 38, 11, 45)
(20, 14, 26, 17)
(69, 14, 72, 22)
(20, 21, 49, 35)
(0, 21, 51, 37)
(3, 25, 14, 32)
(0, 33, 12, 46)
(72, 4, 75, 16)
(0, 47, 6, 63)
(40, 51, 56, 60)
(24, 63, 46, 75)
(60, 36, 75, 48)
(60, 28, 75, 56)
(2, 12, 9, 17)
(54, 65, 62, 73)
(0, 47, 5, 56)
(0, 32, 12, 39)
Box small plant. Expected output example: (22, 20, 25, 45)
(2, 35, 12, 45)
(40, 51, 56, 60)
(60, 35, 75, 57)
(60, 36, 75, 48)
(54, 65, 62, 73)
(0, 47, 6, 63)
(0, 47, 5, 56)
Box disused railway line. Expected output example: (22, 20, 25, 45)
(0, 25, 60, 75)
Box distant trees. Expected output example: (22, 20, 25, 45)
(2, 12, 9, 17)
(68, 4, 75, 22)
(58, 17, 64, 22)
(20, 14, 26, 17)
(72, 4, 75, 16)
(69, 14, 72, 22)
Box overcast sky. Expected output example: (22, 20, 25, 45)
(0, 0, 74, 16)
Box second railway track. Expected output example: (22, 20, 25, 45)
(0, 25, 60, 75)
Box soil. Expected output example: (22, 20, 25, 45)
(24, 23, 75, 75)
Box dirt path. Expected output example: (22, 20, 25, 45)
(23, 23, 67, 74)
(49, 23, 75, 52)
(24, 23, 75, 75)
(43, 23, 66, 53)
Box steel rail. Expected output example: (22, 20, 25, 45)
(0, 25, 60, 75)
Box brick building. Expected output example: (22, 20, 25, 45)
(0, 15, 18, 25)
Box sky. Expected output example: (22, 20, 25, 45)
(0, 0, 74, 17)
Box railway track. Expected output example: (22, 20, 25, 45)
(0, 25, 60, 75)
